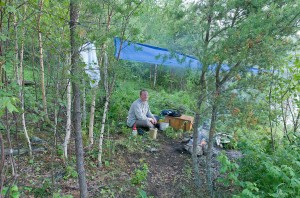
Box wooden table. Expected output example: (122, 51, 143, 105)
(164, 115, 194, 131)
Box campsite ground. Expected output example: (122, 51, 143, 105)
(12, 130, 238, 197)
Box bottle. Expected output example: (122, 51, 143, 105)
(149, 128, 157, 139)
(132, 123, 137, 136)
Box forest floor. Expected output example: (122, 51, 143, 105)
(9, 130, 240, 197)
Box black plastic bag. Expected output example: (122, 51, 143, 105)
(160, 109, 182, 117)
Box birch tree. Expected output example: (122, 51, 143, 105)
(16, 1, 32, 157)
(37, 0, 49, 121)
(95, 0, 143, 166)
(98, 52, 115, 167)
(88, 87, 96, 146)
(63, 67, 72, 160)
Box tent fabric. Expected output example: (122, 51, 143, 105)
(79, 42, 101, 88)
(114, 37, 201, 68)
(114, 37, 261, 74)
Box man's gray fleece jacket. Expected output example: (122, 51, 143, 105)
(127, 98, 155, 127)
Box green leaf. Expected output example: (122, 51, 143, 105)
(104, 160, 110, 167)
(11, 185, 18, 192)
(6, 5, 16, 13)
(0, 34, 8, 41)
(7, 102, 19, 113)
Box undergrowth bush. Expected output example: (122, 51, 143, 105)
(131, 163, 149, 186)
(237, 144, 300, 197)
(218, 127, 300, 197)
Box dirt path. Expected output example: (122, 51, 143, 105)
(144, 134, 193, 197)
(12, 132, 238, 197)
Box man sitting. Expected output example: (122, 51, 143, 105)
(127, 89, 158, 132)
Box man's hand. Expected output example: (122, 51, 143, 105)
(149, 117, 157, 124)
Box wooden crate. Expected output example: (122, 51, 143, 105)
(164, 115, 194, 131)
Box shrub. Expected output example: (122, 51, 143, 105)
(131, 163, 149, 185)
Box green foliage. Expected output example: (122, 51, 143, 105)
(109, 81, 145, 122)
(63, 166, 78, 180)
(131, 163, 149, 185)
(1, 185, 20, 198)
(164, 127, 183, 139)
(217, 152, 240, 187)
(32, 179, 52, 197)
(118, 134, 144, 153)
(99, 188, 115, 198)
(56, 145, 64, 157)
(86, 147, 99, 161)
(0, 96, 19, 116)
(0, 0, 299, 197)
(216, 123, 300, 197)
(53, 190, 73, 198)
(236, 140, 300, 197)
(183, 164, 193, 180)
(137, 188, 154, 198)
(104, 160, 110, 167)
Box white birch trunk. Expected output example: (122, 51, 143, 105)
(82, 79, 87, 130)
(98, 52, 114, 167)
(54, 76, 59, 148)
(37, 0, 48, 120)
(64, 64, 72, 160)
(15, 7, 32, 157)
(98, 99, 109, 167)
(88, 88, 96, 146)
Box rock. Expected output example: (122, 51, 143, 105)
(181, 137, 190, 143)
(119, 172, 130, 180)
(31, 136, 46, 144)
(214, 133, 233, 148)
(184, 144, 203, 156)
(146, 147, 159, 153)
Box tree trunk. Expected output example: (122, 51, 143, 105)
(82, 79, 87, 130)
(205, 62, 222, 196)
(98, 52, 115, 167)
(268, 79, 275, 151)
(54, 68, 60, 149)
(191, 70, 207, 190)
(97, 8, 114, 166)
(37, 0, 49, 121)
(5, 111, 16, 178)
(192, 113, 201, 188)
(0, 133, 5, 196)
(13, 12, 18, 82)
(14, 7, 32, 157)
(281, 99, 291, 143)
(64, 69, 72, 160)
(149, 65, 152, 86)
(98, 99, 109, 167)
(69, 1, 88, 197)
(153, 64, 157, 88)
(206, 101, 217, 197)
(89, 87, 96, 146)
(31, 37, 39, 104)
(287, 98, 300, 135)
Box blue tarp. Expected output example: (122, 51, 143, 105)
(114, 37, 262, 74)
(114, 37, 201, 68)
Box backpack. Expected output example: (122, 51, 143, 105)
(160, 109, 182, 117)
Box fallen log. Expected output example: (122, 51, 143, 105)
(1, 146, 47, 156)
(7, 80, 36, 86)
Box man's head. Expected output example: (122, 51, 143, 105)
(140, 89, 148, 102)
